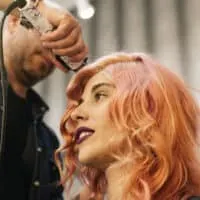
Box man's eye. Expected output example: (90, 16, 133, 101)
(94, 92, 107, 101)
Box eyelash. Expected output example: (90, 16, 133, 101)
(94, 92, 107, 101)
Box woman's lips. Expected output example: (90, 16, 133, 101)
(74, 127, 94, 144)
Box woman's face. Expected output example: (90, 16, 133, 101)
(70, 70, 126, 169)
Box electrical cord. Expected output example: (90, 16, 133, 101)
(0, 0, 26, 164)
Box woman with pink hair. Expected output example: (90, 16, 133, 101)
(57, 53, 200, 200)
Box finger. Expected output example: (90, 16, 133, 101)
(42, 27, 80, 49)
(41, 23, 74, 41)
(40, 18, 77, 41)
(52, 37, 85, 56)
(44, 53, 69, 73)
(69, 46, 88, 63)
(38, 2, 65, 27)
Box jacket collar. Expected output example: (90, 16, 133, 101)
(27, 89, 49, 120)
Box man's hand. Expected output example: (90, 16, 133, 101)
(38, 1, 88, 64)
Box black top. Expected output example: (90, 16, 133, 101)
(0, 85, 63, 200)
(4, 87, 32, 199)
(4, 86, 33, 199)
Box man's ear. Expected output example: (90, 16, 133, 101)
(6, 14, 19, 33)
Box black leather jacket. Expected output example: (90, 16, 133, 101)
(0, 86, 63, 200)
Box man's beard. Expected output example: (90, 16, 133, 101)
(19, 66, 54, 87)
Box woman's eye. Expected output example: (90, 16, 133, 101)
(94, 92, 107, 101)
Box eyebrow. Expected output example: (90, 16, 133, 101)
(91, 83, 115, 93)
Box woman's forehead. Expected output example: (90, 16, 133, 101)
(83, 71, 114, 91)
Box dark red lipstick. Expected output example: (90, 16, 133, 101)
(74, 127, 94, 144)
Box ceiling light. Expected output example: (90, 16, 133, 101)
(75, 0, 95, 20)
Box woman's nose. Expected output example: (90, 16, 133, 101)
(70, 106, 88, 121)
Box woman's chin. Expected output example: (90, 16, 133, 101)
(78, 152, 112, 170)
(78, 152, 93, 166)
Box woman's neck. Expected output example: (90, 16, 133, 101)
(105, 162, 132, 200)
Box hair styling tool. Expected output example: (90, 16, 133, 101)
(19, 0, 87, 72)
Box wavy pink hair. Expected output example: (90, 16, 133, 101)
(56, 52, 200, 199)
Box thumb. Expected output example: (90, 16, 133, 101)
(37, 0, 67, 27)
